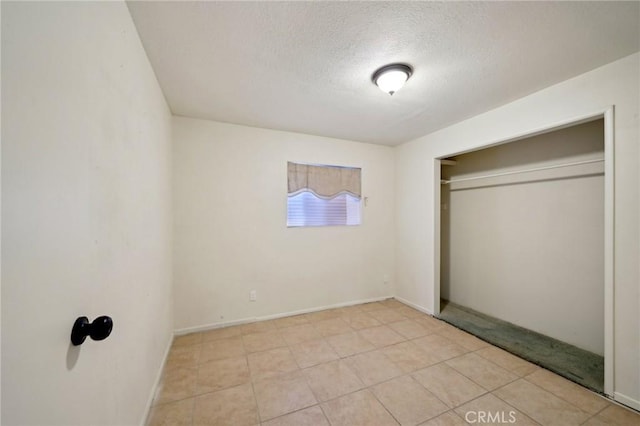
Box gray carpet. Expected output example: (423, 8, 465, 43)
(437, 300, 604, 394)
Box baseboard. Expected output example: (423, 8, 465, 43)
(393, 295, 434, 316)
(174, 295, 394, 336)
(257, 295, 394, 321)
(141, 334, 174, 426)
(175, 317, 255, 335)
(614, 391, 640, 412)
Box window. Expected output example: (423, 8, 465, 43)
(287, 162, 361, 227)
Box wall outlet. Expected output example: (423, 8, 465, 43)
(250, 290, 257, 301)
(383, 274, 389, 284)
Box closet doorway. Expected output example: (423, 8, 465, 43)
(433, 109, 614, 397)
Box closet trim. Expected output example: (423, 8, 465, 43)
(432, 106, 615, 398)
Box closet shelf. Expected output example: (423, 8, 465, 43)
(441, 158, 604, 185)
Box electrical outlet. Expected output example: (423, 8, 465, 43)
(383, 274, 389, 284)
(250, 290, 257, 301)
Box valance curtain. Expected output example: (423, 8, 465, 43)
(287, 162, 361, 199)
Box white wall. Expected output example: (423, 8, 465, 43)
(395, 53, 639, 407)
(1, 2, 173, 425)
(441, 120, 605, 355)
(173, 117, 395, 331)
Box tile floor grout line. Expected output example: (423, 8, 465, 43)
(315, 401, 333, 426)
(296, 355, 449, 410)
(148, 301, 640, 425)
(485, 391, 544, 426)
(189, 381, 196, 426)
(157, 350, 501, 420)
(491, 379, 590, 425)
(523, 368, 616, 415)
(579, 413, 598, 425)
(442, 351, 522, 394)
(520, 375, 594, 416)
(261, 403, 327, 425)
(247, 365, 262, 425)
(404, 372, 454, 415)
(367, 386, 403, 426)
(482, 386, 545, 425)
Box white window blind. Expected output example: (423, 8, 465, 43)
(287, 162, 361, 227)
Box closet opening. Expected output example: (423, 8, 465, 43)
(434, 110, 614, 397)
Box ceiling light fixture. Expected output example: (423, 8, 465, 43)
(372, 63, 413, 96)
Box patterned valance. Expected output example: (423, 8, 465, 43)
(287, 162, 361, 199)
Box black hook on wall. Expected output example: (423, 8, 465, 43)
(71, 316, 113, 346)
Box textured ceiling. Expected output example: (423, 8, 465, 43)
(127, 1, 639, 146)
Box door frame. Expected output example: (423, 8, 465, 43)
(432, 106, 615, 397)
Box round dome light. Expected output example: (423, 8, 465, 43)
(372, 64, 413, 96)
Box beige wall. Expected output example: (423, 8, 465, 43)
(395, 53, 639, 408)
(1, 2, 173, 424)
(172, 117, 395, 331)
(441, 120, 605, 355)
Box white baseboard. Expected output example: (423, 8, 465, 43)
(174, 295, 394, 336)
(141, 334, 174, 426)
(393, 295, 434, 316)
(175, 317, 255, 335)
(614, 392, 640, 412)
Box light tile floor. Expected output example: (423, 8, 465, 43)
(147, 299, 640, 426)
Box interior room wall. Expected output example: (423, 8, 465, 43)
(1, 2, 173, 425)
(172, 117, 395, 331)
(395, 52, 639, 408)
(441, 120, 604, 355)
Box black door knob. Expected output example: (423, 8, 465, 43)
(71, 316, 113, 346)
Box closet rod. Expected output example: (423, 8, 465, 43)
(441, 158, 604, 185)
